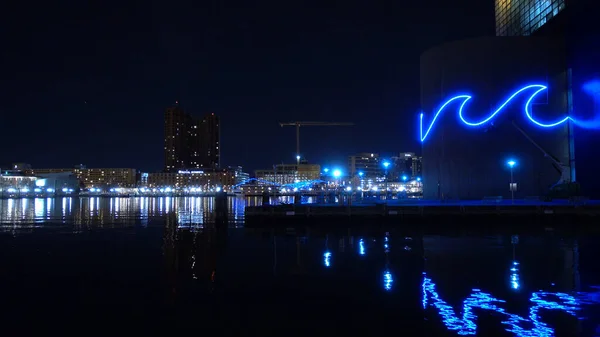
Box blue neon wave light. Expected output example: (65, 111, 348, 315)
(419, 84, 574, 142)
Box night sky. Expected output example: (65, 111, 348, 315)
(1, 0, 494, 172)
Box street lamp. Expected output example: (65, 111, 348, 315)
(296, 155, 301, 165)
(382, 161, 391, 197)
(507, 160, 516, 204)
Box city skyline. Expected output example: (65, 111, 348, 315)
(0, 0, 495, 172)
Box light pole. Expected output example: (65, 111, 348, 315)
(382, 161, 390, 198)
(507, 160, 516, 204)
(333, 169, 341, 187)
(296, 155, 301, 165)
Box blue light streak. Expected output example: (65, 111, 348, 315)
(232, 178, 281, 188)
(422, 273, 598, 337)
(419, 84, 578, 142)
(280, 179, 326, 191)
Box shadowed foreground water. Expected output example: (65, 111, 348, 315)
(1, 197, 599, 336)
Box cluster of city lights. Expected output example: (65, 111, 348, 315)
(81, 186, 226, 194)
(2, 187, 68, 194)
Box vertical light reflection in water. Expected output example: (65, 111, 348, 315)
(140, 197, 148, 227)
(6, 199, 14, 222)
(90, 197, 96, 216)
(46, 198, 52, 218)
(21, 199, 28, 221)
(62, 198, 67, 218)
(1, 195, 251, 229)
(34, 198, 44, 219)
(358, 238, 366, 256)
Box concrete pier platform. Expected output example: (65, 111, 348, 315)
(244, 199, 600, 228)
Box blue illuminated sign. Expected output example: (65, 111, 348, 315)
(419, 84, 590, 142)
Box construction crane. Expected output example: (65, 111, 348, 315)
(512, 120, 573, 193)
(279, 121, 354, 163)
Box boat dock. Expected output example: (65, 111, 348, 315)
(244, 198, 600, 228)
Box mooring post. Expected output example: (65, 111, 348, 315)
(215, 191, 228, 227)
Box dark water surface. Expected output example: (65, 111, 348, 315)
(1, 197, 599, 336)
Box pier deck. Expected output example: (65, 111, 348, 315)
(244, 199, 600, 228)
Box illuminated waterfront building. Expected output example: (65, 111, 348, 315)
(145, 168, 236, 189)
(29, 166, 136, 188)
(255, 164, 321, 186)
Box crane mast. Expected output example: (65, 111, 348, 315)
(279, 121, 354, 163)
(511, 120, 571, 189)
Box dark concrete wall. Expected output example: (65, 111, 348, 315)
(420, 37, 570, 200)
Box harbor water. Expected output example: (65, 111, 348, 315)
(1, 196, 599, 336)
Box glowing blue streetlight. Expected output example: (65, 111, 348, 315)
(416, 177, 421, 182)
(507, 159, 517, 204)
(402, 175, 408, 181)
(296, 155, 301, 164)
(382, 161, 390, 169)
(333, 169, 342, 178)
(358, 171, 364, 177)
(323, 168, 329, 173)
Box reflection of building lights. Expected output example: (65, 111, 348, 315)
(510, 261, 520, 290)
(422, 273, 594, 336)
(359, 239, 365, 256)
(383, 270, 393, 291)
(323, 252, 331, 267)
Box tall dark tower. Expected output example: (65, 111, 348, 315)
(199, 113, 220, 169)
(164, 103, 189, 172)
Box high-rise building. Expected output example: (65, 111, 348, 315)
(164, 104, 190, 172)
(348, 153, 382, 178)
(495, 0, 566, 36)
(390, 153, 422, 180)
(164, 103, 220, 172)
(199, 113, 220, 169)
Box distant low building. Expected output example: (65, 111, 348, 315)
(228, 166, 249, 185)
(143, 168, 237, 190)
(28, 165, 136, 188)
(255, 164, 320, 185)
